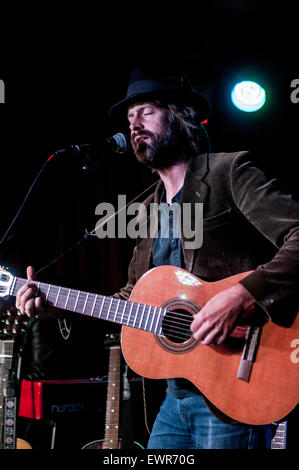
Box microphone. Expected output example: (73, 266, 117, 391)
(52, 132, 129, 158)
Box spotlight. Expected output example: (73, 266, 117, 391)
(231, 80, 266, 112)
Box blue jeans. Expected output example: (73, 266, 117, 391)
(147, 393, 267, 449)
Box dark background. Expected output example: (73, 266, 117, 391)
(0, 1, 298, 450)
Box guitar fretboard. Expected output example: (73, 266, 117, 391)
(103, 345, 121, 449)
(11, 278, 167, 336)
(271, 421, 287, 449)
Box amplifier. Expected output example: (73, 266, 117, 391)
(19, 378, 106, 420)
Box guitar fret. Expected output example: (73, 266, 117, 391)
(90, 294, 97, 317)
(119, 302, 126, 324)
(9, 276, 17, 296)
(36, 281, 41, 295)
(112, 299, 120, 322)
(143, 306, 151, 331)
(45, 284, 51, 302)
(74, 291, 80, 311)
(149, 306, 157, 332)
(82, 293, 89, 313)
(106, 298, 113, 320)
(133, 303, 140, 328)
(138, 304, 146, 330)
(98, 297, 105, 318)
(153, 307, 161, 333)
(126, 302, 134, 326)
(64, 289, 71, 309)
(54, 286, 61, 307)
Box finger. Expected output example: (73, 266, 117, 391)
(24, 297, 36, 318)
(16, 283, 36, 309)
(190, 306, 210, 333)
(215, 329, 230, 345)
(16, 266, 37, 309)
(197, 331, 213, 344)
(192, 322, 213, 342)
(35, 296, 43, 314)
(19, 286, 37, 314)
(190, 313, 203, 333)
(26, 265, 36, 281)
(202, 330, 221, 345)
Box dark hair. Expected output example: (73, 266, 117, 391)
(154, 100, 206, 156)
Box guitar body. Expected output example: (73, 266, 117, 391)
(16, 438, 32, 449)
(82, 439, 143, 450)
(121, 265, 299, 425)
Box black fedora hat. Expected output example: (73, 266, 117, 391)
(109, 64, 210, 123)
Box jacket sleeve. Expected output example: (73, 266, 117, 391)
(112, 245, 139, 301)
(230, 152, 299, 324)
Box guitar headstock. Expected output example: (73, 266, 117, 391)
(0, 306, 28, 338)
(0, 266, 27, 337)
(105, 333, 120, 348)
(0, 266, 14, 298)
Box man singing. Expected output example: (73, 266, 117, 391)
(16, 64, 299, 449)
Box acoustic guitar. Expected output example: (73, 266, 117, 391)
(0, 265, 298, 426)
(82, 334, 143, 449)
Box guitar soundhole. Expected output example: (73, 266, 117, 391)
(162, 309, 193, 344)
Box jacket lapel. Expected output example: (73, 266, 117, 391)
(145, 153, 210, 273)
(181, 153, 210, 272)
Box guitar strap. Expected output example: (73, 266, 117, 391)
(0, 339, 18, 449)
(3, 396, 17, 449)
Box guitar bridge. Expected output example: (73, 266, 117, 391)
(237, 325, 261, 382)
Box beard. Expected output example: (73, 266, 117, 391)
(131, 119, 191, 170)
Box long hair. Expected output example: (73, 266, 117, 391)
(154, 100, 207, 157)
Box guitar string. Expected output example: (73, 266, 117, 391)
(12, 279, 247, 342)
(13, 282, 193, 342)
(13, 279, 194, 323)
(61, 296, 193, 341)
(13, 279, 195, 326)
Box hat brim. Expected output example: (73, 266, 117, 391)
(108, 88, 210, 125)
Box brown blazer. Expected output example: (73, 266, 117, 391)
(114, 151, 299, 325)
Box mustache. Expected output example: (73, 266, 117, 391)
(131, 130, 155, 145)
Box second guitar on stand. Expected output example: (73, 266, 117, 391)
(82, 334, 143, 449)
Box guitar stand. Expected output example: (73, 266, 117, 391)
(50, 420, 57, 449)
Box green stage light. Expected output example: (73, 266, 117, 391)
(231, 80, 266, 112)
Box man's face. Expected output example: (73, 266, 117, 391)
(128, 102, 175, 169)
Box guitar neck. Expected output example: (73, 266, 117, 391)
(103, 344, 121, 449)
(11, 277, 167, 335)
(271, 421, 288, 449)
